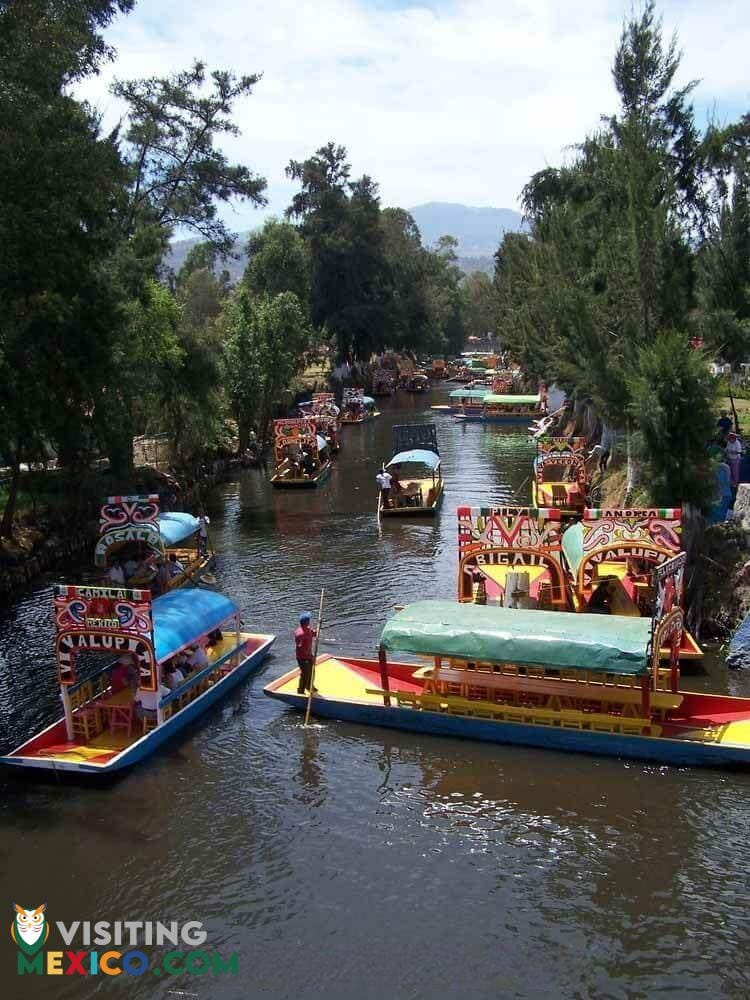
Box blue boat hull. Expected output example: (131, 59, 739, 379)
(2, 636, 275, 776)
(266, 689, 750, 769)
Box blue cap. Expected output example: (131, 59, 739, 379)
(300, 612, 311, 623)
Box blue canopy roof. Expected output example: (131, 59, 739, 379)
(152, 588, 238, 662)
(387, 449, 441, 469)
(158, 511, 200, 547)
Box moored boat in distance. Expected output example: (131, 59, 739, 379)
(341, 388, 380, 424)
(270, 418, 332, 487)
(378, 423, 443, 517)
(455, 392, 545, 424)
(372, 368, 396, 396)
(405, 373, 430, 393)
(1, 584, 275, 777)
(96, 495, 214, 593)
(531, 437, 589, 516)
(304, 392, 342, 453)
(265, 558, 750, 768)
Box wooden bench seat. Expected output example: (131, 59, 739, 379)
(418, 665, 681, 714)
(366, 689, 660, 736)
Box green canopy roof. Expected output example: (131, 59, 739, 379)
(449, 389, 488, 400)
(380, 600, 652, 675)
(562, 521, 584, 574)
(483, 394, 541, 405)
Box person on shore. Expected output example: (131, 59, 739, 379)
(376, 467, 392, 508)
(107, 560, 125, 585)
(295, 612, 317, 695)
(717, 411, 733, 439)
(726, 431, 743, 487)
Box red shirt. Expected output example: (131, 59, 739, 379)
(295, 624, 315, 660)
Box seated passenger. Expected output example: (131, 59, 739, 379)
(110, 655, 137, 693)
(163, 660, 185, 691)
(207, 628, 223, 648)
(168, 552, 184, 578)
(134, 681, 171, 719)
(186, 642, 209, 672)
(123, 555, 139, 579)
(107, 559, 126, 585)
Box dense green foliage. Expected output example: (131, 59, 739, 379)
(492, 2, 749, 509)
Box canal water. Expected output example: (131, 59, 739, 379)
(1, 385, 749, 999)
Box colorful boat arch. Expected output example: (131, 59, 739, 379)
(565, 508, 682, 595)
(457, 506, 570, 609)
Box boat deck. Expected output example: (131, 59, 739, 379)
(8, 633, 269, 766)
(268, 655, 750, 753)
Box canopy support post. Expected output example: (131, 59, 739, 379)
(235, 612, 241, 667)
(61, 686, 74, 742)
(641, 676, 651, 718)
(378, 646, 391, 707)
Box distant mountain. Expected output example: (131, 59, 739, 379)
(165, 202, 522, 278)
(409, 202, 525, 257)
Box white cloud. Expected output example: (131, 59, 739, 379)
(77, 0, 749, 230)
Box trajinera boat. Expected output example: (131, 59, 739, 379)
(270, 418, 332, 487)
(455, 392, 546, 424)
(405, 373, 430, 393)
(372, 368, 396, 396)
(2, 584, 275, 776)
(300, 392, 341, 453)
(378, 423, 443, 517)
(96, 494, 214, 593)
(530, 437, 589, 515)
(341, 388, 379, 423)
(265, 556, 750, 768)
(561, 508, 702, 660)
(457, 505, 702, 660)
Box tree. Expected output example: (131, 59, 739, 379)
(113, 61, 267, 256)
(627, 331, 717, 508)
(223, 291, 314, 451)
(286, 144, 390, 359)
(243, 218, 310, 303)
(0, 0, 132, 535)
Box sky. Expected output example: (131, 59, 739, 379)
(78, 0, 750, 231)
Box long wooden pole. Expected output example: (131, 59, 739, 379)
(304, 588, 325, 726)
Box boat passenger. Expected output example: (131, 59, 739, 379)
(389, 465, 403, 504)
(110, 655, 137, 693)
(107, 559, 126, 585)
(164, 660, 185, 691)
(154, 558, 171, 594)
(123, 555, 139, 579)
(376, 468, 392, 508)
(168, 552, 185, 578)
(198, 513, 210, 556)
(471, 569, 487, 605)
(186, 642, 208, 673)
(295, 612, 317, 695)
(207, 628, 223, 648)
(135, 681, 171, 720)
